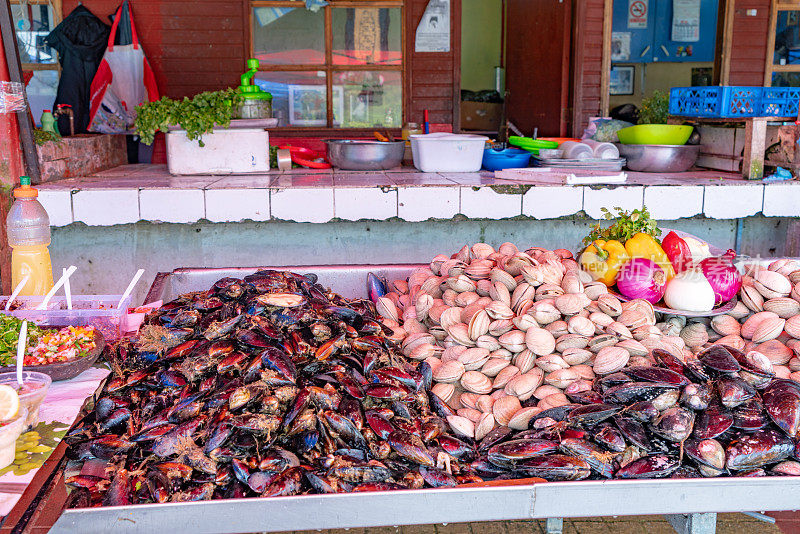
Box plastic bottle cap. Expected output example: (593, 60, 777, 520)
(43, 109, 51, 113)
(14, 177, 37, 199)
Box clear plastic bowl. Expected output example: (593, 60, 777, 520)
(0, 372, 51, 430)
(0, 406, 27, 469)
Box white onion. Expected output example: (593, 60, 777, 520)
(663, 268, 715, 312)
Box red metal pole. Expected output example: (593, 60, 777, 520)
(0, 33, 25, 185)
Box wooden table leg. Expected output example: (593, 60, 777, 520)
(743, 118, 767, 179)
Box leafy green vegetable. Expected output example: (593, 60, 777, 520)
(582, 206, 661, 246)
(0, 316, 42, 367)
(134, 89, 242, 146)
(638, 90, 670, 125)
(33, 129, 61, 146)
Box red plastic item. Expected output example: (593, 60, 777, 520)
(279, 145, 331, 169)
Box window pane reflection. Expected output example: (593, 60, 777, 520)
(252, 7, 324, 65)
(774, 11, 800, 65)
(255, 71, 327, 126)
(332, 8, 401, 66)
(332, 71, 402, 128)
(12, 3, 57, 64)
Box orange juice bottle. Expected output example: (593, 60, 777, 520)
(7, 177, 53, 296)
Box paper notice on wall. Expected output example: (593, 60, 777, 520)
(628, 0, 648, 28)
(415, 0, 450, 52)
(611, 32, 631, 61)
(672, 0, 700, 42)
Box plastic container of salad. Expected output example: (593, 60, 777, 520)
(0, 372, 50, 430)
(0, 406, 27, 468)
(0, 295, 130, 341)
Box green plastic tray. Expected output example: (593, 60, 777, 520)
(508, 136, 559, 154)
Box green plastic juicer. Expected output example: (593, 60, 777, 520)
(236, 58, 273, 119)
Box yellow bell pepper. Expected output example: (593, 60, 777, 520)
(624, 232, 675, 279)
(579, 239, 630, 286)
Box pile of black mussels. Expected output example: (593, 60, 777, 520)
(64, 270, 477, 506)
(471, 346, 800, 481)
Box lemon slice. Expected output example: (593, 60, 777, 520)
(0, 385, 20, 421)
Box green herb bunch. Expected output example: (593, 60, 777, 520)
(135, 89, 241, 146)
(582, 206, 661, 246)
(638, 90, 670, 125)
(33, 129, 61, 146)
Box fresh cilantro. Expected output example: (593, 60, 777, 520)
(582, 206, 661, 247)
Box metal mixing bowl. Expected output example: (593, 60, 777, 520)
(616, 144, 701, 173)
(325, 139, 406, 170)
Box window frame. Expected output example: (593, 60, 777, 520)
(248, 0, 405, 131)
(765, 0, 800, 86)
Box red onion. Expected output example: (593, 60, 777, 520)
(699, 250, 742, 305)
(616, 258, 667, 304)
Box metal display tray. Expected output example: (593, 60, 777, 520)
(52, 477, 800, 534)
(50, 265, 798, 534)
(143, 265, 424, 304)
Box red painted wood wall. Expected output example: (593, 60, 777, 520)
(571, 0, 605, 137)
(61, 0, 246, 98)
(728, 0, 772, 86)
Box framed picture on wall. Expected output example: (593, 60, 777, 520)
(610, 65, 635, 96)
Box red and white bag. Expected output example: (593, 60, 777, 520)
(88, 4, 159, 133)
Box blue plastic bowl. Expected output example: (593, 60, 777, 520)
(482, 148, 531, 171)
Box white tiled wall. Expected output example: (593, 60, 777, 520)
(334, 187, 398, 221)
(459, 187, 522, 218)
(139, 189, 205, 223)
(35, 178, 799, 227)
(205, 189, 270, 223)
(72, 190, 139, 226)
(397, 187, 459, 222)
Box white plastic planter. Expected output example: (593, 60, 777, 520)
(410, 133, 489, 172)
(166, 127, 270, 175)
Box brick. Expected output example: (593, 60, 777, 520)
(469, 522, 507, 534)
(435, 524, 471, 534)
(402, 526, 436, 534)
(364, 527, 401, 534)
(504, 520, 542, 534)
(642, 521, 679, 534)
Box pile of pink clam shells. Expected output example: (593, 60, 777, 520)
(374, 245, 800, 442)
(707, 258, 800, 382)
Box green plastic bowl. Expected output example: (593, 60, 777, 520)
(616, 125, 694, 145)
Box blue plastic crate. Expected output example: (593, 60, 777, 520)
(760, 87, 800, 117)
(669, 86, 761, 118)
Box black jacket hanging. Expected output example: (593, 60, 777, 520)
(44, 5, 110, 135)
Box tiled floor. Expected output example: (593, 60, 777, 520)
(33, 164, 800, 227)
(267, 514, 782, 534)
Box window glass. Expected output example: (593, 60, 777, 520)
(255, 71, 327, 126)
(252, 7, 325, 65)
(331, 7, 401, 65)
(332, 70, 401, 128)
(12, 3, 57, 64)
(26, 70, 59, 125)
(774, 10, 800, 65)
(772, 71, 800, 86)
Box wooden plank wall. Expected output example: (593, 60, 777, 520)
(727, 0, 772, 86)
(61, 0, 245, 99)
(406, 0, 460, 128)
(571, 0, 605, 137)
